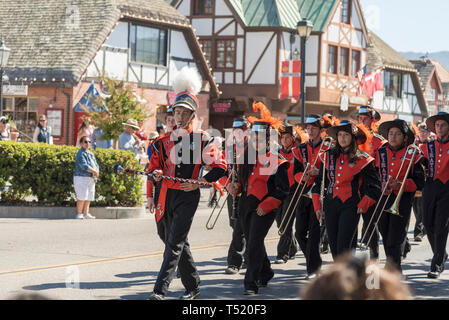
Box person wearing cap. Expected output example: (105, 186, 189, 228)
(374, 119, 425, 273)
(291, 114, 332, 278)
(311, 120, 381, 260)
(118, 118, 143, 157)
(0, 116, 11, 141)
(273, 123, 300, 264)
(357, 106, 386, 259)
(411, 122, 432, 242)
(164, 106, 176, 133)
(227, 102, 292, 295)
(421, 112, 449, 279)
(147, 67, 227, 300)
(146, 107, 175, 215)
(217, 117, 249, 275)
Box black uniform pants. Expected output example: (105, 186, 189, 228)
(275, 190, 299, 260)
(153, 188, 201, 295)
(412, 196, 426, 238)
(423, 181, 449, 273)
(295, 196, 322, 274)
(226, 195, 247, 268)
(241, 196, 276, 292)
(377, 192, 413, 272)
(324, 196, 360, 260)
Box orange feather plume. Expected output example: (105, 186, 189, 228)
(248, 101, 283, 130)
(294, 125, 309, 143)
(357, 123, 374, 153)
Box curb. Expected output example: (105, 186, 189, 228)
(0, 206, 148, 219)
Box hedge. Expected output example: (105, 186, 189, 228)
(0, 141, 143, 207)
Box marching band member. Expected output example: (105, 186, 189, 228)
(274, 124, 300, 264)
(223, 117, 248, 274)
(147, 68, 227, 300)
(228, 102, 292, 295)
(411, 121, 432, 242)
(375, 119, 425, 273)
(357, 106, 387, 259)
(292, 114, 332, 279)
(311, 120, 381, 259)
(421, 112, 449, 279)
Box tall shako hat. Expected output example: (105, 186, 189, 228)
(302, 114, 322, 128)
(232, 117, 247, 129)
(327, 120, 367, 145)
(278, 122, 294, 135)
(378, 119, 415, 142)
(358, 105, 381, 121)
(426, 112, 449, 134)
(172, 66, 202, 113)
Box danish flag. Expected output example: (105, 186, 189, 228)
(363, 67, 384, 98)
(280, 60, 301, 101)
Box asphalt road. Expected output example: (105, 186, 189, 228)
(0, 189, 447, 300)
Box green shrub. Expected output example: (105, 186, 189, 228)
(0, 141, 143, 207)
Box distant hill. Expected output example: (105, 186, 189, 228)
(400, 51, 449, 71)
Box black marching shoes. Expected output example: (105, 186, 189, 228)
(180, 288, 200, 300)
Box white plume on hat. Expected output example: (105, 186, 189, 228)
(172, 66, 202, 95)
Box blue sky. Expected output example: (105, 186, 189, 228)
(359, 0, 449, 52)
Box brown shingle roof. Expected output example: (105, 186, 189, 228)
(0, 0, 218, 96)
(366, 31, 415, 73)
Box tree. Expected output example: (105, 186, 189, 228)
(84, 77, 152, 147)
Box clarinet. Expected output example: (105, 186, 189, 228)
(231, 138, 238, 220)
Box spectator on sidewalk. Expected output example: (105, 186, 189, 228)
(0, 116, 11, 141)
(33, 115, 53, 144)
(118, 118, 144, 158)
(76, 117, 94, 147)
(92, 127, 112, 150)
(74, 136, 99, 219)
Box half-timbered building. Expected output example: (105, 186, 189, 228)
(170, 0, 375, 131)
(366, 31, 428, 123)
(0, 0, 218, 145)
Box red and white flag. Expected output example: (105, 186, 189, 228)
(356, 65, 367, 95)
(363, 67, 384, 98)
(280, 60, 301, 101)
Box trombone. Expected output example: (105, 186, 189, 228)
(359, 143, 421, 250)
(278, 137, 333, 236)
(205, 169, 234, 230)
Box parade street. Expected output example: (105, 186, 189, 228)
(0, 190, 447, 301)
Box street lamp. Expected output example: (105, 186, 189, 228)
(0, 38, 11, 112)
(297, 19, 313, 124)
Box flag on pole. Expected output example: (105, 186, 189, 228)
(280, 60, 301, 100)
(364, 67, 383, 98)
(356, 65, 367, 95)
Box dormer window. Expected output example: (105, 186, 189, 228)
(193, 0, 213, 16)
(341, 0, 351, 24)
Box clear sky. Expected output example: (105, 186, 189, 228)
(359, 0, 449, 53)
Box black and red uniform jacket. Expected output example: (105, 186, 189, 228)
(375, 143, 425, 195)
(279, 147, 303, 190)
(421, 138, 449, 185)
(147, 127, 227, 222)
(236, 152, 290, 214)
(292, 139, 333, 190)
(311, 149, 381, 213)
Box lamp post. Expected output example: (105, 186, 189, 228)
(0, 38, 11, 112)
(297, 19, 313, 124)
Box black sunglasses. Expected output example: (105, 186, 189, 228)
(83, 140, 92, 144)
(1, 119, 8, 124)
